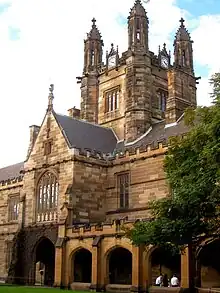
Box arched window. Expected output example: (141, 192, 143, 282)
(36, 172, 58, 222)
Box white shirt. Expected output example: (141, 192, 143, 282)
(155, 276, 163, 285)
(171, 276, 179, 286)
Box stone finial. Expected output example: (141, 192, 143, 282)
(179, 17, 185, 27)
(92, 17, 96, 27)
(47, 84, 54, 112)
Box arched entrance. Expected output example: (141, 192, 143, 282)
(198, 239, 220, 288)
(72, 248, 92, 283)
(34, 237, 55, 286)
(107, 247, 132, 285)
(150, 247, 181, 286)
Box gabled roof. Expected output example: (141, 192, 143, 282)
(0, 162, 24, 182)
(54, 112, 118, 154)
(0, 114, 189, 183)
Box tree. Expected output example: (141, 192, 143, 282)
(126, 73, 220, 263)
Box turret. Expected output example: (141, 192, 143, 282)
(125, 0, 152, 143)
(165, 18, 198, 124)
(83, 18, 103, 74)
(128, 0, 149, 53)
(80, 19, 103, 123)
(173, 18, 194, 75)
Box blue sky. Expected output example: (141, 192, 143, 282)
(0, 0, 220, 167)
(177, 0, 219, 16)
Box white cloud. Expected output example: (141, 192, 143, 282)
(0, 0, 218, 167)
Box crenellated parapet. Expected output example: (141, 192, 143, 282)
(0, 175, 23, 189)
(71, 138, 169, 165)
(66, 218, 143, 239)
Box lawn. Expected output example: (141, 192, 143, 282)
(0, 286, 85, 292)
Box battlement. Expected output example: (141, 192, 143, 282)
(71, 138, 169, 166)
(67, 219, 130, 238)
(66, 218, 151, 238)
(0, 175, 23, 188)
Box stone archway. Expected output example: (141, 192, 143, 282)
(198, 239, 220, 288)
(34, 237, 55, 286)
(150, 247, 181, 286)
(72, 248, 92, 283)
(107, 246, 132, 285)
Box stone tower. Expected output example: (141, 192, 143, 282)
(166, 18, 197, 124)
(80, 18, 103, 123)
(125, 0, 152, 143)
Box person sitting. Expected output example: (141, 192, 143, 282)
(171, 274, 179, 287)
(155, 274, 163, 286)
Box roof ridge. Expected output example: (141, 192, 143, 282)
(0, 161, 24, 171)
(54, 112, 114, 132)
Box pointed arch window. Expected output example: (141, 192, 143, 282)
(158, 89, 167, 112)
(182, 50, 186, 66)
(36, 172, 58, 222)
(91, 50, 95, 66)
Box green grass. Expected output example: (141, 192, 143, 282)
(0, 286, 86, 292)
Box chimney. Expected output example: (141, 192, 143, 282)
(26, 125, 40, 159)
(68, 106, 81, 119)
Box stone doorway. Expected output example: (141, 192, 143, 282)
(108, 247, 132, 285)
(150, 247, 181, 286)
(198, 239, 220, 288)
(34, 237, 55, 286)
(73, 248, 92, 283)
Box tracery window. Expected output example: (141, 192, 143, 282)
(5, 241, 13, 271)
(36, 172, 58, 222)
(91, 50, 95, 66)
(105, 87, 119, 113)
(158, 90, 167, 112)
(8, 195, 19, 222)
(117, 173, 129, 209)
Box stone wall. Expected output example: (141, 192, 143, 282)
(23, 112, 74, 225)
(166, 69, 197, 124)
(151, 65, 168, 120)
(105, 144, 168, 221)
(71, 153, 108, 223)
(0, 182, 23, 278)
(98, 65, 126, 140)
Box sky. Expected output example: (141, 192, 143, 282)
(0, 0, 220, 168)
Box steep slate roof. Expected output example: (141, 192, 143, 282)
(0, 162, 24, 182)
(54, 112, 118, 154)
(116, 116, 189, 152)
(0, 114, 189, 182)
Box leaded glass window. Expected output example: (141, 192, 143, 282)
(36, 172, 58, 222)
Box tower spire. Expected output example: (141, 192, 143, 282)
(173, 18, 194, 74)
(79, 18, 104, 123)
(47, 84, 54, 113)
(128, 0, 149, 52)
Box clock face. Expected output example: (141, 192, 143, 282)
(108, 55, 116, 68)
(161, 56, 169, 69)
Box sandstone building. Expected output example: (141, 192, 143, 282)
(0, 0, 217, 291)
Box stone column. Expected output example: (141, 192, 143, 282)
(54, 245, 63, 287)
(91, 246, 98, 290)
(181, 245, 194, 289)
(131, 246, 142, 292)
(142, 246, 152, 290)
(54, 223, 66, 287)
(91, 236, 102, 291)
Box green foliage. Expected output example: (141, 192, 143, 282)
(127, 73, 220, 251)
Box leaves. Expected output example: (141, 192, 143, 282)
(127, 73, 220, 251)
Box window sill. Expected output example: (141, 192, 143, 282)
(7, 220, 19, 225)
(106, 206, 149, 215)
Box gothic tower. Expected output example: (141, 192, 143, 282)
(80, 18, 103, 123)
(166, 18, 198, 124)
(125, 0, 152, 143)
